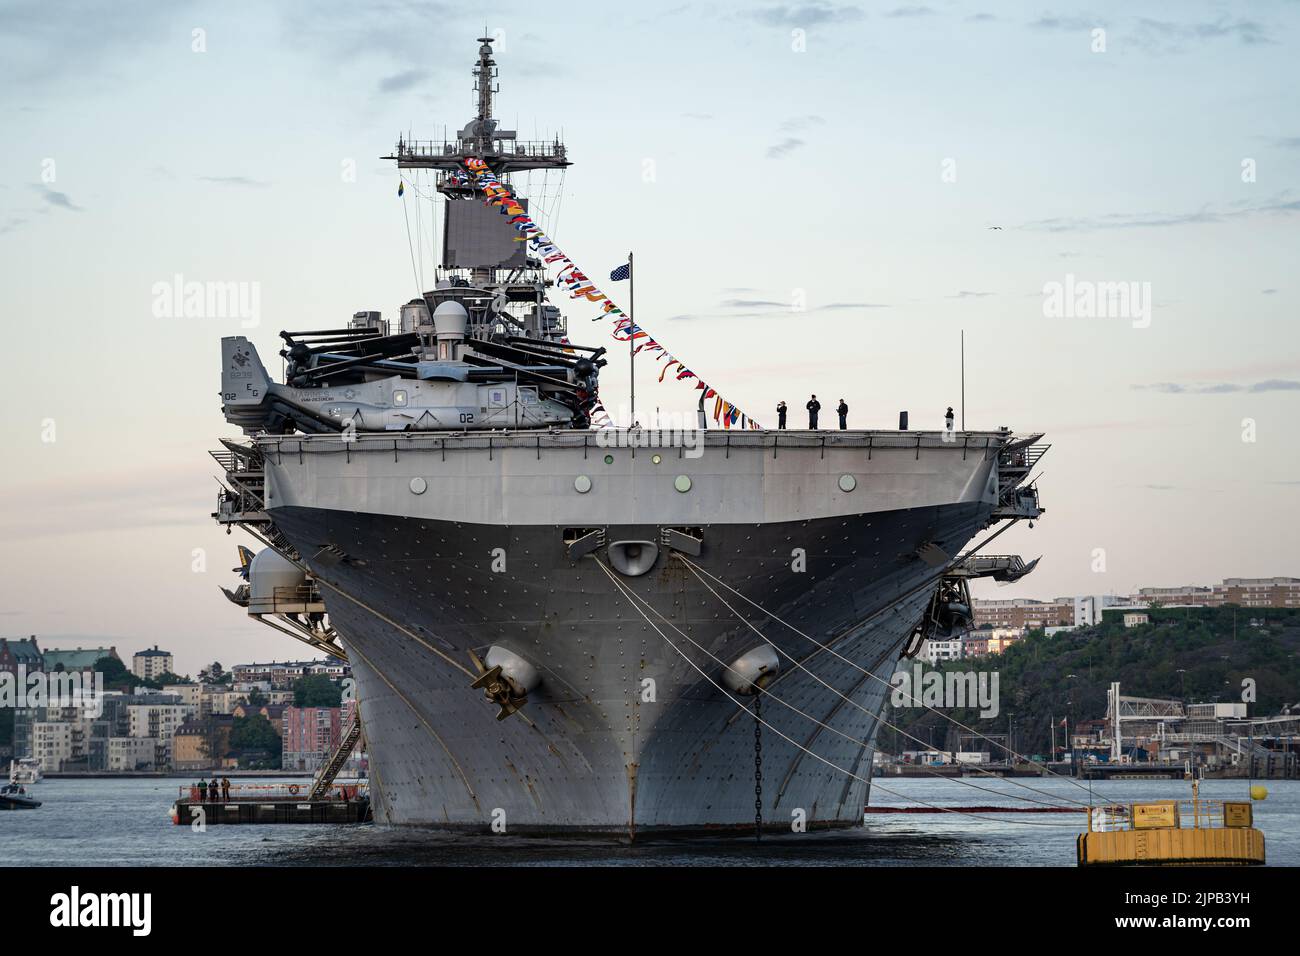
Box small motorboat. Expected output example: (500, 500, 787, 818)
(0, 782, 41, 809)
(9, 757, 41, 785)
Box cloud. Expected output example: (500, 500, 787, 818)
(766, 115, 825, 158)
(1131, 16, 1274, 52)
(779, 115, 824, 132)
(766, 137, 806, 159)
(967, 12, 997, 22)
(1019, 193, 1300, 232)
(0, 0, 198, 87)
(1029, 15, 1103, 32)
(947, 290, 995, 298)
(722, 298, 787, 309)
(884, 5, 936, 17)
(198, 176, 271, 188)
(377, 69, 426, 93)
(1031, 13, 1275, 52)
(1261, 288, 1278, 295)
(746, 3, 865, 27)
(1271, 137, 1300, 150)
(275, 1, 466, 65)
(1132, 380, 1300, 395)
(32, 185, 82, 211)
(715, 298, 890, 316)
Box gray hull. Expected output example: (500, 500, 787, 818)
(261, 430, 1006, 833)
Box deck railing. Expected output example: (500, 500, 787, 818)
(1087, 798, 1249, 832)
(177, 782, 367, 802)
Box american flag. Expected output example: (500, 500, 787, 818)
(609, 262, 631, 282)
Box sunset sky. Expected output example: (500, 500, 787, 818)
(2, 0, 1297, 674)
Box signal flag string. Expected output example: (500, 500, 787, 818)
(460, 156, 762, 429)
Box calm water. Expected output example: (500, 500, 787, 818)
(2, 776, 1295, 867)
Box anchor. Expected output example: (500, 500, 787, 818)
(468, 650, 530, 721)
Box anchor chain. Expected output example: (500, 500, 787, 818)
(754, 693, 763, 840)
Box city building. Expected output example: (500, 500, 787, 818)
(163, 684, 202, 709)
(31, 720, 74, 772)
(107, 737, 158, 772)
(172, 719, 228, 772)
(232, 701, 288, 736)
(986, 627, 1024, 653)
(41, 646, 119, 673)
(974, 577, 1300, 634)
(959, 626, 1026, 657)
(971, 598, 1075, 631)
(1074, 594, 1129, 627)
(206, 688, 251, 716)
(1135, 585, 1217, 606)
(232, 658, 350, 688)
(132, 645, 174, 681)
(127, 702, 189, 763)
(1219, 577, 1300, 608)
(922, 638, 963, 664)
(962, 630, 990, 658)
(0, 636, 43, 678)
(281, 705, 343, 770)
(1122, 611, 1150, 628)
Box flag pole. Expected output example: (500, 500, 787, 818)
(628, 251, 635, 426)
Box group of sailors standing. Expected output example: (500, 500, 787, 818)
(774, 398, 956, 432)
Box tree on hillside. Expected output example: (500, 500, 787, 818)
(95, 655, 134, 691)
(230, 714, 282, 766)
(199, 662, 229, 684)
(294, 674, 342, 707)
(886, 607, 1300, 756)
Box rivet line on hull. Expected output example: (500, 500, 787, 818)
(594, 560, 1080, 827)
(679, 555, 1099, 801)
(312, 574, 476, 679)
(679, 558, 1088, 808)
(603, 561, 1083, 811)
(344, 636, 480, 805)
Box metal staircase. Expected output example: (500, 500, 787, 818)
(308, 713, 363, 799)
(993, 435, 1049, 521)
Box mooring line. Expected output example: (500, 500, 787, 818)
(594, 560, 1081, 827)
(675, 558, 1089, 809)
(678, 555, 1098, 801)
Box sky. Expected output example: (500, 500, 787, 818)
(1, 0, 1297, 676)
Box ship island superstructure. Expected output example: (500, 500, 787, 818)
(212, 37, 1049, 835)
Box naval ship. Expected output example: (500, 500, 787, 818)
(212, 37, 1048, 834)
